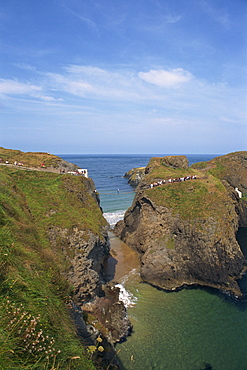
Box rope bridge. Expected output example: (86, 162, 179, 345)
(97, 190, 136, 194)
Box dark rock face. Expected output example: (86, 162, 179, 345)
(55, 158, 79, 172)
(47, 225, 109, 302)
(115, 152, 247, 297)
(84, 284, 132, 343)
(161, 155, 189, 169)
(124, 167, 146, 186)
(45, 175, 131, 345)
(145, 155, 189, 175)
(47, 222, 132, 345)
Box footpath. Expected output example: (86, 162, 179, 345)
(0, 162, 61, 174)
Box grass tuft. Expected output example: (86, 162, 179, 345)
(0, 165, 105, 369)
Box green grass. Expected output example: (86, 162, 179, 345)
(142, 155, 235, 223)
(144, 158, 198, 184)
(6, 168, 106, 238)
(0, 147, 63, 168)
(145, 174, 230, 222)
(190, 161, 208, 170)
(207, 162, 226, 179)
(0, 166, 107, 369)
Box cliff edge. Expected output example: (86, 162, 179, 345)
(0, 148, 127, 369)
(114, 152, 247, 297)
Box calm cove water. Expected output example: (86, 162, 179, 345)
(60, 154, 247, 370)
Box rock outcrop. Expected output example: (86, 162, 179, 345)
(47, 225, 109, 303)
(145, 155, 189, 174)
(114, 152, 247, 297)
(124, 167, 146, 186)
(83, 283, 132, 343)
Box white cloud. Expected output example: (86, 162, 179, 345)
(43, 72, 93, 97)
(0, 79, 41, 95)
(14, 63, 37, 72)
(37, 95, 64, 102)
(1, 65, 245, 134)
(149, 117, 179, 126)
(0, 78, 64, 103)
(65, 65, 106, 76)
(44, 68, 142, 100)
(64, 80, 94, 96)
(165, 14, 182, 24)
(138, 68, 193, 88)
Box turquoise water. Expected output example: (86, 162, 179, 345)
(114, 232, 247, 370)
(117, 274, 247, 370)
(60, 154, 247, 370)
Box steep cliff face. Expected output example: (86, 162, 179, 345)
(0, 149, 128, 368)
(47, 225, 109, 302)
(114, 152, 247, 297)
(0, 164, 109, 368)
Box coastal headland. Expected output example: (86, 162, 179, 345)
(0, 147, 129, 370)
(114, 152, 247, 297)
(1, 147, 247, 369)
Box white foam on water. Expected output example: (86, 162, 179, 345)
(120, 268, 139, 286)
(115, 283, 138, 308)
(103, 210, 126, 227)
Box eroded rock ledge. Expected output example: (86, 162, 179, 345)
(114, 152, 247, 297)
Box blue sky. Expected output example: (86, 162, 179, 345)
(0, 0, 246, 154)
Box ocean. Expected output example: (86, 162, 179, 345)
(60, 154, 217, 219)
(60, 154, 247, 370)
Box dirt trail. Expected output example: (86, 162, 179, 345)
(0, 163, 61, 174)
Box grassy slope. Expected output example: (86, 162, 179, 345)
(193, 152, 247, 192)
(0, 164, 107, 369)
(142, 156, 234, 222)
(0, 147, 63, 168)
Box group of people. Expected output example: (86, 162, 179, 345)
(0, 158, 24, 166)
(148, 175, 197, 189)
(66, 170, 88, 177)
(14, 161, 24, 166)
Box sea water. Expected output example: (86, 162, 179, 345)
(60, 154, 247, 370)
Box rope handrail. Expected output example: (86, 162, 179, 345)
(97, 190, 136, 194)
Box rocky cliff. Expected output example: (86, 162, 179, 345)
(114, 152, 247, 297)
(124, 167, 146, 186)
(0, 148, 127, 369)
